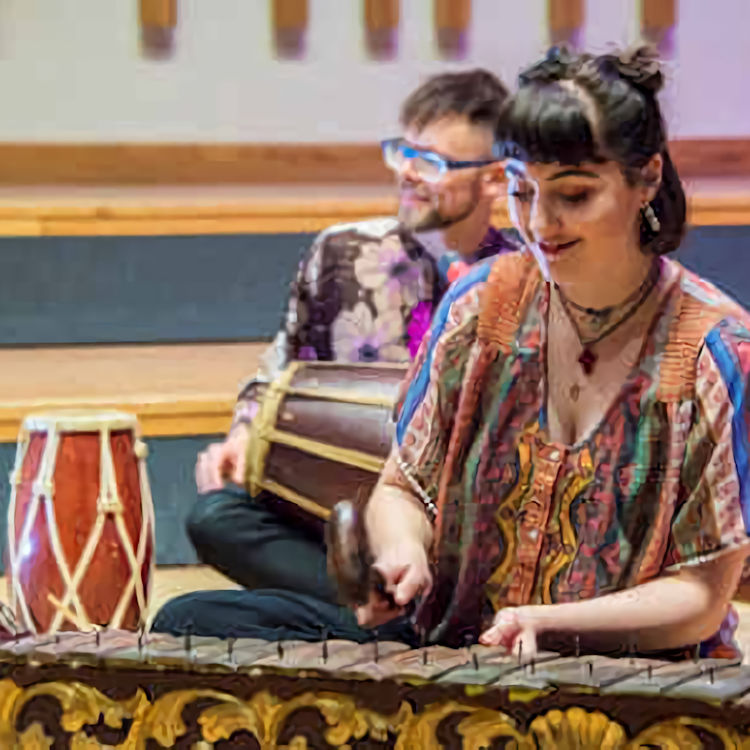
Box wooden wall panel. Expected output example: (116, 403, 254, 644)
(271, 0, 309, 59)
(364, 0, 400, 59)
(641, 0, 676, 54)
(548, 0, 584, 49)
(642, 0, 676, 32)
(434, 0, 471, 59)
(138, 0, 177, 58)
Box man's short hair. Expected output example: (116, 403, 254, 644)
(399, 69, 509, 133)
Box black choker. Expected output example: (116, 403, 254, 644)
(555, 262, 661, 375)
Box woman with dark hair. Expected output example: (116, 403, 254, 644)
(353, 46, 750, 659)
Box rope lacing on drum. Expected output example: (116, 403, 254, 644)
(47, 429, 150, 634)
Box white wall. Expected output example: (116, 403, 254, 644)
(671, 0, 750, 137)
(0, 0, 745, 142)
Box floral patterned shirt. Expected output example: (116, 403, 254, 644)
(384, 250, 750, 657)
(232, 218, 519, 428)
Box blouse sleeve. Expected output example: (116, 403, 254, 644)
(380, 267, 490, 513)
(664, 319, 750, 570)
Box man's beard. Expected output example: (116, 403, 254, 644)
(397, 183, 478, 232)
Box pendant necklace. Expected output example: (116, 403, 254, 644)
(555, 262, 660, 376)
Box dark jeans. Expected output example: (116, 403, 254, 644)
(150, 487, 415, 644)
(183, 486, 338, 600)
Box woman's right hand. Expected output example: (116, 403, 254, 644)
(355, 486, 434, 628)
(355, 539, 432, 627)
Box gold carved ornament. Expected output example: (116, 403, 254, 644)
(0, 678, 747, 749)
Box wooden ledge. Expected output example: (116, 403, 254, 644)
(1, 139, 748, 185)
(0, 398, 235, 441)
(0, 178, 747, 237)
(0, 342, 266, 442)
(0, 184, 396, 236)
(682, 178, 750, 226)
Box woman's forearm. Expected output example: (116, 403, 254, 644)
(365, 477, 433, 556)
(527, 557, 743, 653)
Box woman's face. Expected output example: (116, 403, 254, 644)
(505, 158, 655, 283)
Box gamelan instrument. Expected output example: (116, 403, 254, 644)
(0, 629, 749, 747)
(244, 361, 408, 523)
(7, 411, 156, 636)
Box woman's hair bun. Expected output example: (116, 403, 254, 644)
(518, 45, 577, 86)
(606, 45, 663, 95)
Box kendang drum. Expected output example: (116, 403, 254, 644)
(7, 411, 155, 635)
(245, 361, 408, 523)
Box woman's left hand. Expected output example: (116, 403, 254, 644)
(479, 607, 540, 658)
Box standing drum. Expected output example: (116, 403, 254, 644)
(7, 411, 155, 635)
(245, 361, 408, 524)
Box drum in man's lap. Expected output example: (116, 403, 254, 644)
(245, 361, 408, 526)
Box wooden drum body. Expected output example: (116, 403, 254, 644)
(7, 411, 156, 635)
(245, 362, 408, 521)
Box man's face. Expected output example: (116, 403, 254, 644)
(396, 115, 497, 232)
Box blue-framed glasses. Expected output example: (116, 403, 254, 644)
(380, 137, 502, 183)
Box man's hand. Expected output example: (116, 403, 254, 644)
(195, 427, 250, 494)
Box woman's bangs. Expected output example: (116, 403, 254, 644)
(499, 84, 604, 166)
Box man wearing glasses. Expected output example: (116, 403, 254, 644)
(152, 69, 518, 641)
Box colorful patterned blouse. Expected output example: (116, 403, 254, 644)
(385, 250, 750, 657)
(232, 218, 519, 428)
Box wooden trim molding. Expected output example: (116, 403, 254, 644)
(670, 139, 750, 178)
(0, 139, 747, 186)
(0, 143, 390, 185)
(0, 398, 233, 442)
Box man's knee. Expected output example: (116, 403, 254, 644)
(186, 490, 248, 551)
(186, 488, 271, 553)
(187, 494, 218, 547)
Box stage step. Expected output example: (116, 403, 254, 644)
(0, 341, 265, 442)
(0, 179, 746, 236)
(0, 184, 396, 237)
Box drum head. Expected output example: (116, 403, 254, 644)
(22, 410, 138, 433)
